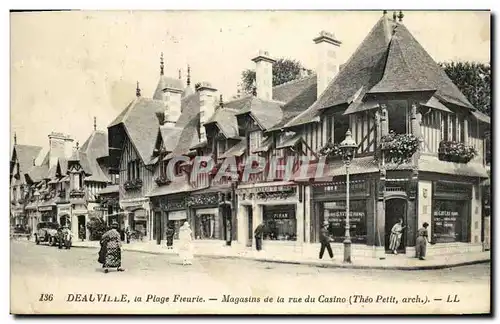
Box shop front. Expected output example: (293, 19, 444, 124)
(57, 204, 71, 227)
(431, 181, 472, 244)
(236, 183, 304, 249)
(311, 179, 372, 243)
(186, 186, 235, 243)
(38, 205, 57, 223)
(120, 197, 151, 240)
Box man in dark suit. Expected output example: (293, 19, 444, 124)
(254, 223, 265, 251)
(319, 221, 334, 260)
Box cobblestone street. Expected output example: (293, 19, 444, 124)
(11, 240, 490, 314)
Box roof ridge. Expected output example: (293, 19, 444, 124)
(272, 73, 317, 89)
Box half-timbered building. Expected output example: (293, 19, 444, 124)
(283, 11, 490, 257)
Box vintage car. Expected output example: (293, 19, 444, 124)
(34, 222, 60, 246)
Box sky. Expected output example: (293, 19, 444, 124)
(10, 10, 490, 154)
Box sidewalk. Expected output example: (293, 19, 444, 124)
(70, 240, 490, 270)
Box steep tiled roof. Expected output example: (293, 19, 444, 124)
(286, 17, 392, 128)
(80, 130, 108, 160)
(159, 124, 184, 152)
(272, 74, 317, 104)
(234, 97, 284, 130)
(11, 144, 42, 179)
(153, 76, 184, 100)
(286, 15, 475, 129)
(26, 164, 48, 183)
(108, 97, 167, 163)
(204, 108, 240, 139)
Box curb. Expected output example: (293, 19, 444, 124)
(70, 244, 490, 271)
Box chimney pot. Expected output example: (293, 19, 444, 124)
(314, 30, 341, 99)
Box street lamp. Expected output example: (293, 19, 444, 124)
(339, 130, 358, 263)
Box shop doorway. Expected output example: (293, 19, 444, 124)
(384, 198, 407, 254)
(77, 215, 86, 240)
(246, 205, 253, 247)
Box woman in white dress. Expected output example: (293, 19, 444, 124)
(178, 222, 194, 265)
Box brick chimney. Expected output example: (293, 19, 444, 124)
(198, 82, 218, 142)
(251, 50, 275, 101)
(313, 31, 341, 99)
(48, 132, 74, 168)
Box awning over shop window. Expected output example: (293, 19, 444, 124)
(168, 210, 187, 221)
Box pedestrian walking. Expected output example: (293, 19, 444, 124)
(319, 220, 334, 260)
(178, 222, 194, 265)
(415, 222, 431, 260)
(98, 221, 125, 273)
(254, 223, 265, 251)
(389, 218, 406, 255)
(166, 224, 175, 249)
(125, 227, 131, 244)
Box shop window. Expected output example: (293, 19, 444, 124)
(432, 200, 467, 243)
(195, 214, 221, 240)
(322, 200, 367, 244)
(262, 206, 296, 241)
(387, 100, 409, 135)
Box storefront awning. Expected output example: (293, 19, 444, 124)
(97, 184, 119, 195)
(293, 157, 379, 182)
(418, 156, 489, 178)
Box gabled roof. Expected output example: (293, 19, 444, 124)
(233, 96, 284, 130)
(108, 97, 167, 163)
(11, 144, 43, 178)
(285, 15, 475, 129)
(204, 108, 240, 139)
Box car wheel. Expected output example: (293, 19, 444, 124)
(35, 235, 40, 245)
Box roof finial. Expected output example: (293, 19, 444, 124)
(136, 81, 141, 97)
(160, 52, 164, 75)
(397, 11, 404, 22)
(178, 69, 182, 80)
(93, 117, 96, 131)
(14, 132, 17, 145)
(393, 11, 397, 22)
(219, 94, 224, 109)
(187, 65, 191, 86)
(383, 10, 387, 15)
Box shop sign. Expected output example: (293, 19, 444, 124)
(269, 212, 292, 220)
(237, 185, 295, 195)
(162, 199, 186, 211)
(38, 206, 53, 212)
(186, 193, 219, 207)
(58, 206, 71, 213)
(432, 200, 463, 243)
